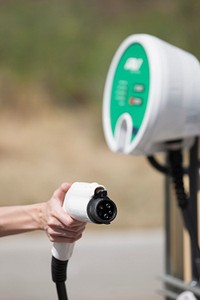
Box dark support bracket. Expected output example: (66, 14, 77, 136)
(147, 137, 200, 298)
(188, 138, 199, 283)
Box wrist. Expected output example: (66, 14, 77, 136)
(36, 202, 47, 231)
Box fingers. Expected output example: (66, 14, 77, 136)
(46, 221, 86, 243)
(48, 233, 83, 243)
(48, 213, 85, 229)
(52, 182, 72, 205)
(47, 214, 86, 232)
(44, 182, 86, 243)
(50, 183, 82, 227)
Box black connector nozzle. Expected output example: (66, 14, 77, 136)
(87, 190, 117, 224)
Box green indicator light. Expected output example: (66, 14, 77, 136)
(110, 43, 150, 141)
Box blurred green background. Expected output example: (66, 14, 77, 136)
(0, 0, 199, 229)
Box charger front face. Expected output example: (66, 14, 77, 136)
(103, 35, 154, 155)
(103, 35, 151, 154)
(109, 42, 150, 146)
(103, 34, 200, 155)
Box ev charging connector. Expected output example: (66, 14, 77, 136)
(51, 182, 117, 300)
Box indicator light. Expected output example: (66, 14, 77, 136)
(134, 84, 145, 92)
(129, 97, 142, 105)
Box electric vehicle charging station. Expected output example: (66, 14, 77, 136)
(103, 34, 200, 299)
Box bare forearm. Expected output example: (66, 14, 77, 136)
(0, 203, 46, 237)
(0, 183, 86, 242)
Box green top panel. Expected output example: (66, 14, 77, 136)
(110, 43, 150, 141)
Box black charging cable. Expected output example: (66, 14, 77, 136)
(168, 149, 200, 282)
(51, 257, 68, 300)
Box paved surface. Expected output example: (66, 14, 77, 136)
(0, 229, 164, 300)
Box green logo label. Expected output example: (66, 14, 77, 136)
(110, 43, 150, 141)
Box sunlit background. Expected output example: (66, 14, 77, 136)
(0, 0, 199, 227)
(0, 1, 199, 299)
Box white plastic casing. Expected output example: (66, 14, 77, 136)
(103, 34, 200, 155)
(63, 182, 105, 222)
(52, 182, 105, 261)
(52, 239, 75, 261)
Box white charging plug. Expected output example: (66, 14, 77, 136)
(51, 182, 117, 261)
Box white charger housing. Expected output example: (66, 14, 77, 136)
(103, 34, 200, 155)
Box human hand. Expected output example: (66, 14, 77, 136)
(42, 183, 86, 243)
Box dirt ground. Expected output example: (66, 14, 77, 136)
(0, 107, 164, 228)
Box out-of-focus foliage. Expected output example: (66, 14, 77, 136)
(0, 0, 199, 108)
(0, 0, 199, 228)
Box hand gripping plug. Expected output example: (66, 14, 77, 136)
(51, 182, 117, 300)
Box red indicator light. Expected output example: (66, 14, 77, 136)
(129, 97, 142, 105)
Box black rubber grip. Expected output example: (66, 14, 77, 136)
(51, 256, 68, 283)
